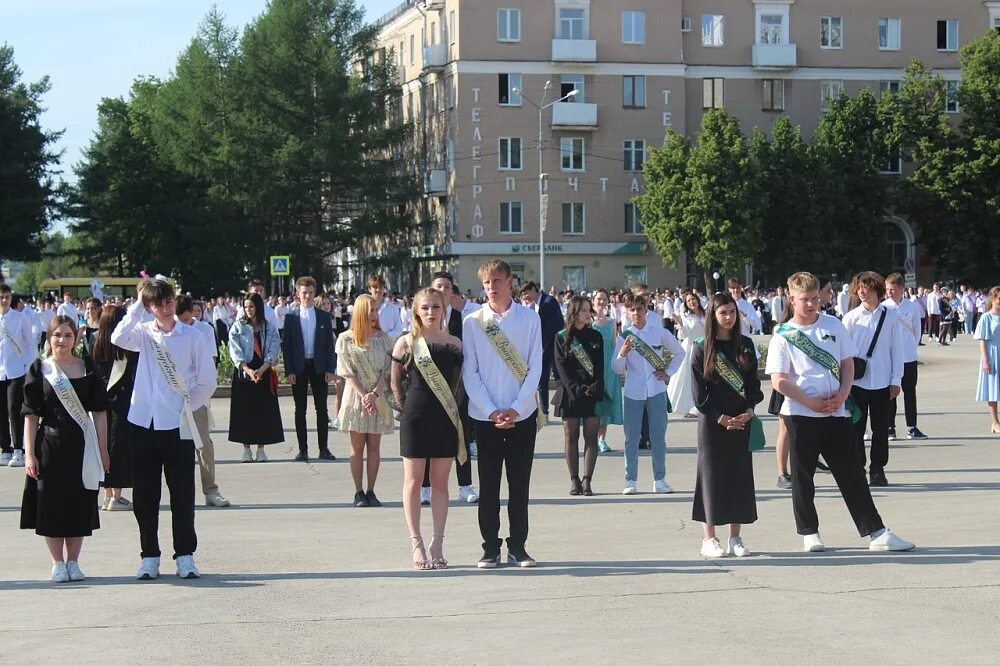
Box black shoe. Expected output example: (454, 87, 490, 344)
(907, 427, 928, 440)
(869, 471, 889, 487)
(776, 473, 792, 490)
(569, 476, 582, 496)
(365, 490, 382, 507)
(507, 548, 537, 568)
(318, 449, 336, 461)
(887, 426, 897, 441)
(294, 451, 309, 462)
(353, 490, 369, 507)
(638, 439, 651, 450)
(477, 551, 501, 569)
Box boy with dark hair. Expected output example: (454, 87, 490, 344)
(884, 273, 927, 440)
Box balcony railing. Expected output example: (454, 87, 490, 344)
(551, 101, 598, 129)
(551, 39, 597, 62)
(425, 169, 448, 195)
(752, 43, 797, 69)
(423, 44, 447, 70)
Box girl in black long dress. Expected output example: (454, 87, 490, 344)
(553, 296, 604, 496)
(21, 316, 110, 583)
(691, 293, 763, 559)
(391, 288, 463, 570)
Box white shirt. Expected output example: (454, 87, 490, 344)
(193, 320, 218, 358)
(660, 298, 673, 320)
(736, 298, 761, 334)
(621, 306, 663, 330)
(57, 302, 80, 321)
(38, 307, 56, 330)
(111, 301, 217, 430)
(883, 297, 920, 363)
(835, 290, 851, 317)
(378, 300, 404, 340)
(275, 303, 288, 329)
(926, 290, 941, 315)
(611, 321, 686, 401)
(766, 313, 857, 418)
(400, 307, 413, 332)
(212, 304, 233, 325)
(770, 295, 787, 320)
(0, 308, 34, 380)
(462, 301, 482, 317)
(462, 301, 542, 422)
(842, 304, 904, 390)
(299, 306, 317, 358)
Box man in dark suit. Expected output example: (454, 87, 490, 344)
(281, 276, 337, 461)
(519, 281, 564, 419)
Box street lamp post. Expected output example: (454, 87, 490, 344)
(513, 81, 578, 292)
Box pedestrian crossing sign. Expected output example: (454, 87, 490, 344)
(270, 255, 290, 276)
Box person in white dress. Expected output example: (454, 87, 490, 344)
(667, 292, 706, 418)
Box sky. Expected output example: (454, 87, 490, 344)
(1, 0, 401, 182)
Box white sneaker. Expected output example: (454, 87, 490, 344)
(8, 450, 24, 467)
(700, 537, 727, 558)
(653, 479, 674, 494)
(136, 557, 160, 580)
(0, 451, 11, 465)
(205, 493, 231, 508)
(255, 448, 268, 463)
(459, 485, 479, 503)
(66, 560, 86, 581)
(469, 441, 478, 458)
(869, 528, 915, 552)
(803, 533, 825, 552)
(176, 555, 200, 579)
(240, 448, 254, 463)
(622, 480, 637, 495)
(420, 486, 431, 505)
(51, 562, 69, 583)
(728, 537, 751, 557)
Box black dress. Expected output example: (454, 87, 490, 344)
(552, 327, 605, 418)
(96, 351, 137, 488)
(397, 343, 463, 459)
(691, 336, 763, 526)
(20, 358, 108, 537)
(228, 330, 285, 445)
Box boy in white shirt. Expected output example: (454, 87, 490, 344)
(767, 272, 914, 553)
(884, 274, 927, 441)
(0, 283, 35, 467)
(112, 280, 217, 580)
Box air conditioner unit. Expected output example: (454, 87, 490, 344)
(681, 17, 692, 32)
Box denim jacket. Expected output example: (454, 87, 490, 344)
(228, 319, 280, 366)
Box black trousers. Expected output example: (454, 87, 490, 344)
(890, 361, 918, 428)
(852, 386, 891, 473)
(292, 359, 329, 454)
(0, 376, 25, 452)
(929, 314, 940, 336)
(474, 414, 537, 552)
(786, 416, 884, 537)
(215, 320, 229, 346)
(130, 424, 197, 559)
(538, 350, 553, 415)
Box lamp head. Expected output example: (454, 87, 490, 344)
(544, 80, 552, 90)
(512, 87, 521, 95)
(566, 89, 579, 98)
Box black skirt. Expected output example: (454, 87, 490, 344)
(228, 368, 285, 445)
(21, 424, 101, 537)
(691, 415, 758, 526)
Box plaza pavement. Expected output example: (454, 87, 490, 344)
(0, 336, 998, 664)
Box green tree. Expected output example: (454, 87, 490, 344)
(11, 232, 90, 294)
(0, 44, 62, 261)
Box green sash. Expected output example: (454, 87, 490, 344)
(475, 307, 546, 433)
(774, 323, 860, 423)
(558, 330, 595, 380)
(697, 338, 765, 451)
(622, 330, 670, 371)
(412, 335, 467, 465)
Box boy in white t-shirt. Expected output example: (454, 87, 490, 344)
(766, 272, 915, 553)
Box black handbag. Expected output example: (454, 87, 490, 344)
(853, 308, 886, 380)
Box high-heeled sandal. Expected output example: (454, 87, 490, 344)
(410, 536, 432, 570)
(991, 423, 1000, 435)
(569, 476, 582, 496)
(581, 476, 593, 496)
(429, 534, 448, 569)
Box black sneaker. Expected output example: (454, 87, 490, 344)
(353, 490, 369, 507)
(638, 439, 651, 450)
(365, 490, 382, 507)
(887, 426, 897, 441)
(318, 449, 336, 461)
(907, 427, 928, 440)
(477, 551, 501, 569)
(294, 451, 309, 462)
(507, 549, 537, 568)
(776, 473, 792, 490)
(869, 471, 889, 487)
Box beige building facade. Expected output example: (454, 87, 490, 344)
(370, 0, 1000, 293)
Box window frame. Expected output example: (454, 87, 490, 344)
(561, 202, 586, 235)
(762, 79, 785, 111)
(759, 13, 784, 45)
(937, 19, 959, 52)
(409, 34, 415, 64)
(820, 16, 843, 49)
(622, 75, 646, 108)
(701, 14, 725, 47)
(499, 201, 524, 235)
(498, 73, 522, 106)
(560, 137, 585, 172)
(624, 203, 644, 235)
(623, 140, 646, 172)
(879, 80, 900, 96)
(449, 10, 456, 45)
(879, 144, 902, 175)
(702, 78, 724, 110)
(558, 7, 586, 40)
(944, 80, 960, 113)
(820, 80, 844, 112)
(498, 137, 523, 171)
(497, 8, 521, 43)
(878, 17, 901, 51)
(622, 10, 646, 45)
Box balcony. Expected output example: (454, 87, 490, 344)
(551, 39, 597, 63)
(422, 44, 447, 71)
(425, 169, 447, 195)
(551, 101, 598, 130)
(752, 43, 797, 69)
(420, 0, 445, 10)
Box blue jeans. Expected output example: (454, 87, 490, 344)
(623, 393, 668, 482)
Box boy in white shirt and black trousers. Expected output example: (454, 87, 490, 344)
(767, 272, 915, 553)
(112, 279, 217, 580)
(884, 273, 928, 441)
(1, 283, 36, 467)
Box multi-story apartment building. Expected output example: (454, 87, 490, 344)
(366, 0, 1000, 293)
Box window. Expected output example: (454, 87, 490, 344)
(878, 18, 901, 50)
(449, 11, 456, 45)
(409, 34, 415, 64)
(560, 138, 585, 171)
(681, 17, 692, 32)
(561, 74, 585, 102)
(703, 78, 724, 109)
(498, 8, 521, 42)
(880, 145, 901, 174)
(622, 11, 645, 44)
(622, 75, 646, 108)
(702, 15, 724, 47)
(562, 203, 585, 235)
(820, 17, 843, 49)
(821, 80, 844, 112)
(499, 137, 522, 170)
(498, 73, 522, 106)
(625, 204, 644, 234)
(500, 202, 523, 234)
(623, 140, 645, 172)
(879, 80, 900, 95)
(399, 41, 405, 68)
(944, 80, 960, 113)
(430, 22, 436, 45)
(559, 8, 585, 39)
(886, 224, 908, 274)
(937, 20, 958, 51)
(760, 14, 783, 44)
(563, 266, 586, 291)
(624, 266, 647, 285)
(763, 79, 785, 111)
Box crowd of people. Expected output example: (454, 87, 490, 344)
(2, 264, 999, 581)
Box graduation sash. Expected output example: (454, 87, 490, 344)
(148, 330, 205, 449)
(412, 336, 467, 464)
(774, 323, 860, 423)
(41, 359, 104, 490)
(345, 334, 393, 427)
(106, 358, 128, 391)
(622, 330, 670, 372)
(703, 342, 765, 451)
(559, 330, 595, 380)
(475, 307, 545, 432)
(0, 320, 23, 358)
